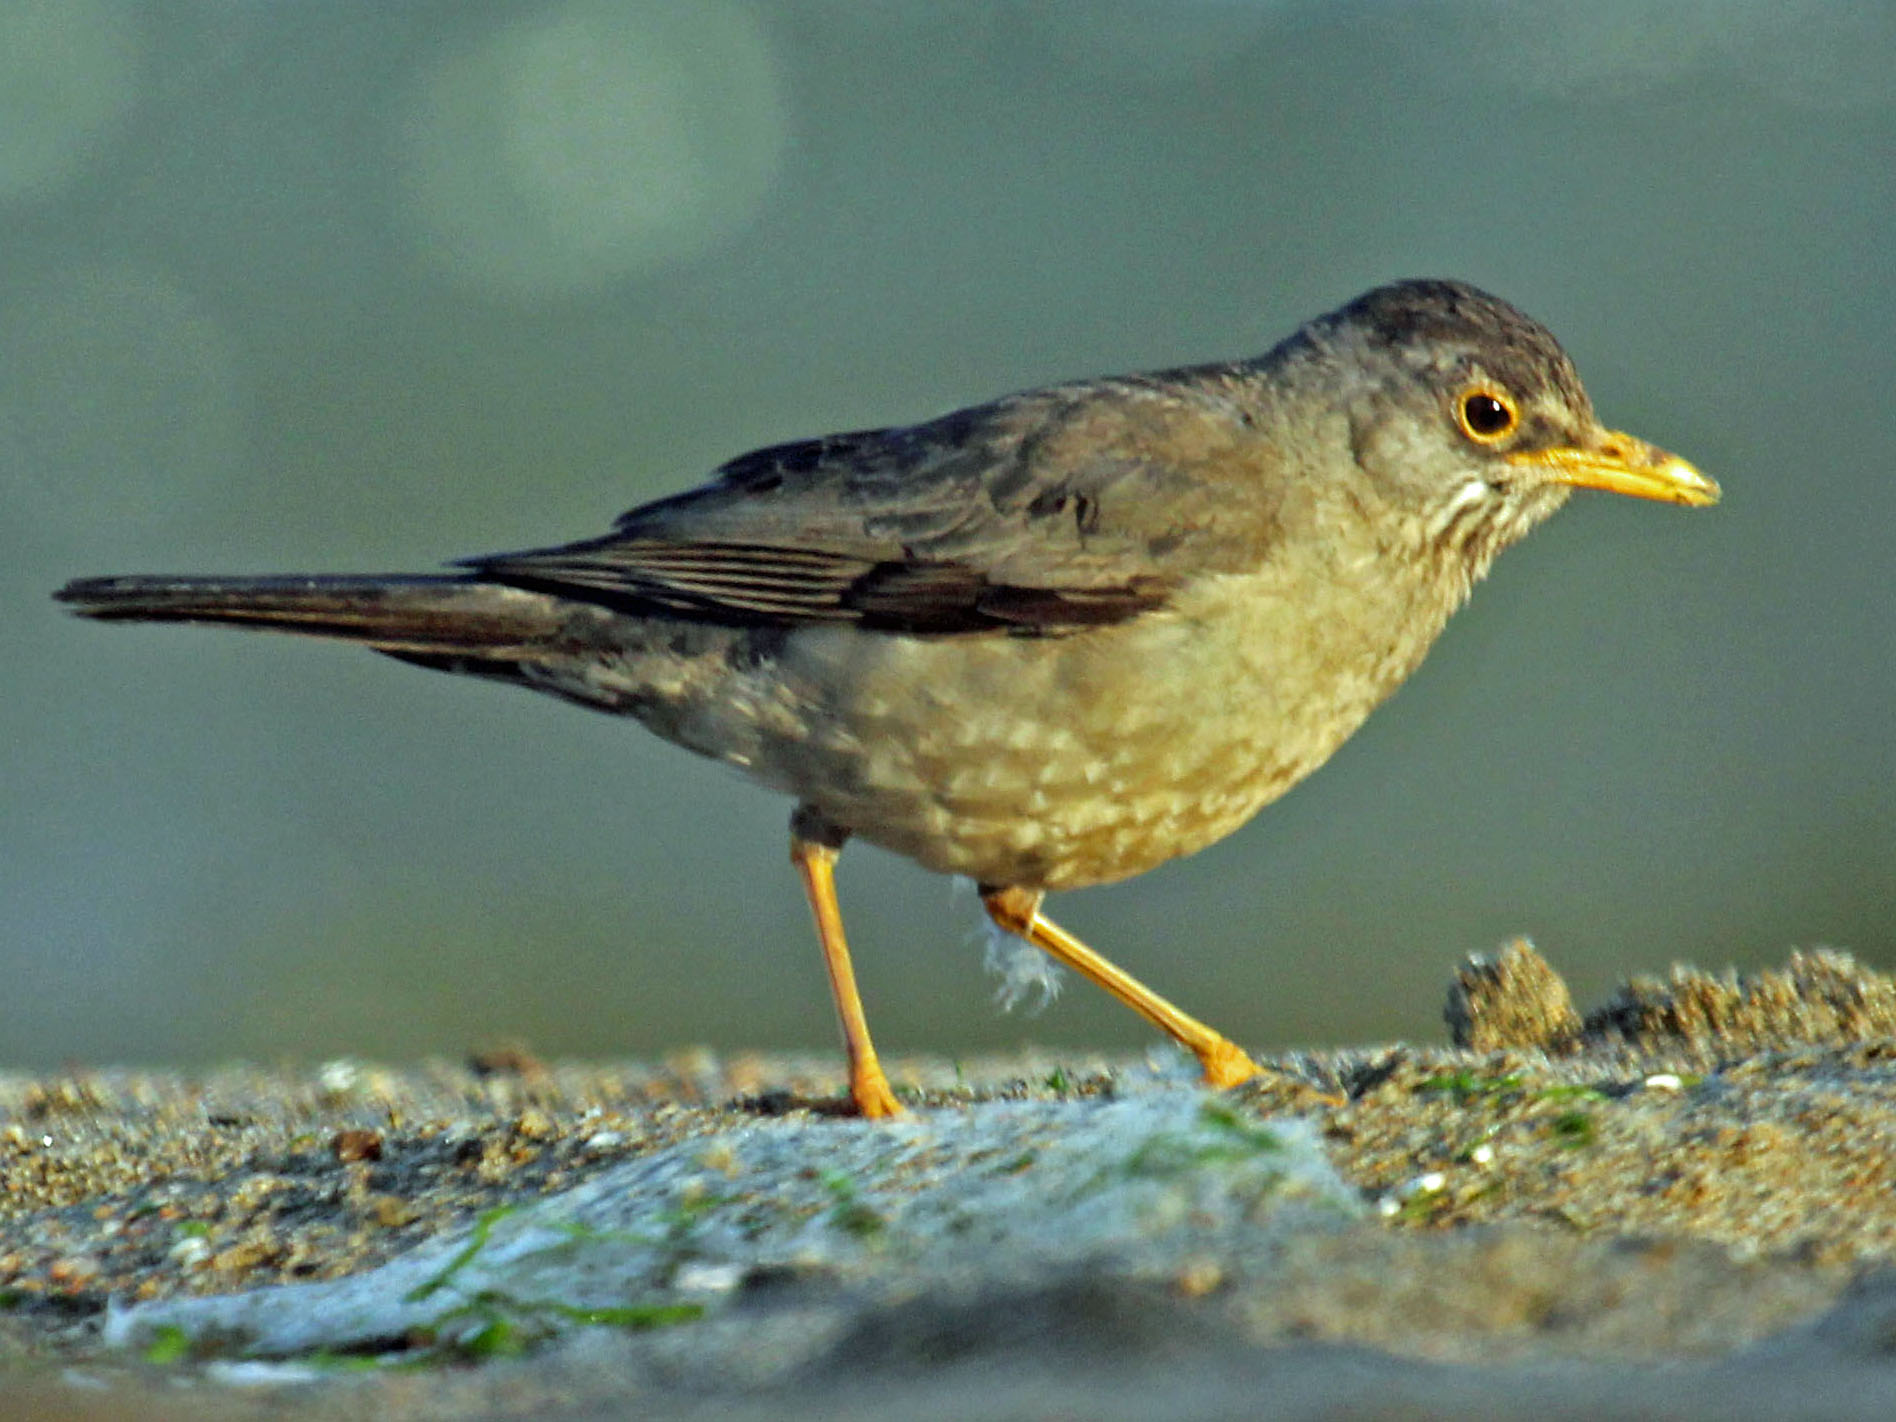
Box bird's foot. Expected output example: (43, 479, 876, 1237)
(1196, 1037, 1263, 1089)
(849, 1060, 905, 1118)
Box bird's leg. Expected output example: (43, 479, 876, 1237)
(790, 807, 903, 1118)
(980, 885, 1261, 1090)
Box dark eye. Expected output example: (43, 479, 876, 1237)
(1456, 388, 1518, 443)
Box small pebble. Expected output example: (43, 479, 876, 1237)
(675, 1261, 745, 1294)
(317, 1060, 362, 1096)
(1175, 1258, 1225, 1297)
(332, 1129, 385, 1163)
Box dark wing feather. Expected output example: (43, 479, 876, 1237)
(478, 540, 873, 623)
(466, 367, 1279, 636)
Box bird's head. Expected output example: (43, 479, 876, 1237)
(1292, 279, 1718, 571)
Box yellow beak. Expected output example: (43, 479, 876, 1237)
(1508, 429, 1720, 507)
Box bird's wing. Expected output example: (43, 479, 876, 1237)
(466, 369, 1280, 636)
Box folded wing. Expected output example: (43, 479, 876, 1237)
(469, 369, 1277, 636)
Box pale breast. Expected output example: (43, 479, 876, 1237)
(687, 553, 1459, 891)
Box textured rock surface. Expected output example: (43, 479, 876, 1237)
(8, 948, 1896, 1418)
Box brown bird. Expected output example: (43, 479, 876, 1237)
(56, 280, 1718, 1117)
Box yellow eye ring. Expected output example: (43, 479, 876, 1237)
(1455, 386, 1518, 444)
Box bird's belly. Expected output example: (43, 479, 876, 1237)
(695, 570, 1433, 891)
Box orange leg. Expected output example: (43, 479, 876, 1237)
(791, 809, 903, 1118)
(982, 885, 1260, 1089)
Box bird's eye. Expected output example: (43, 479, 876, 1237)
(1455, 388, 1518, 443)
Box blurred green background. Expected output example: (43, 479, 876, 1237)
(5, 1, 1892, 1070)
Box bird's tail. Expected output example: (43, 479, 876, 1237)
(53, 573, 573, 658)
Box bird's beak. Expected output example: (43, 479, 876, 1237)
(1507, 429, 1720, 507)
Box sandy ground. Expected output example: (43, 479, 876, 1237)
(5, 944, 1896, 1419)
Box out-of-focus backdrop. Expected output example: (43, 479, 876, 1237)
(5, 1, 1892, 1069)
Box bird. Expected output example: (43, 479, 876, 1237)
(56, 279, 1719, 1117)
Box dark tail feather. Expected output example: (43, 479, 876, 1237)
(53, 573, 573, 657)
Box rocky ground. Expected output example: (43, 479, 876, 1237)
(6, 942, 1896, 1419)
